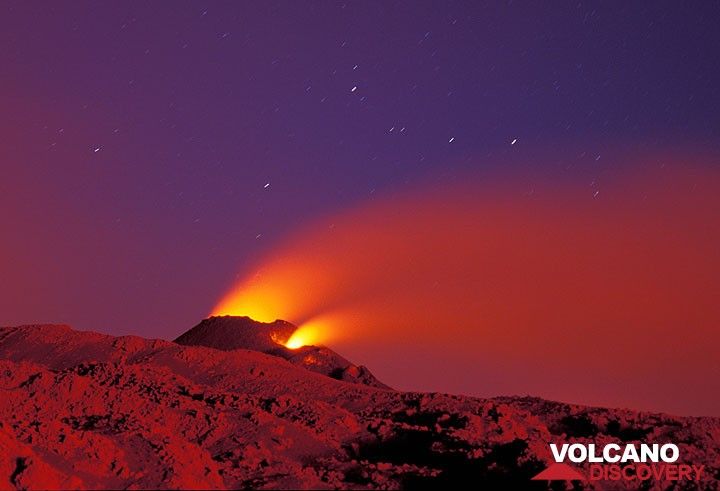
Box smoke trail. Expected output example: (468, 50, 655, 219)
(214, 159, 720, 415)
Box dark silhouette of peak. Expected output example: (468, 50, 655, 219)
(174, 315, 296, 352)
(174, 316, 390, 389)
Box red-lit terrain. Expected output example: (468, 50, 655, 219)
(0, 317, 718, 489)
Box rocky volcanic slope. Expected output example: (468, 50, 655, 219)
(174, 316, 389, 389)
(0, 318, 717, 490)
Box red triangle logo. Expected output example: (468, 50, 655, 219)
(531, 463, 586, 481)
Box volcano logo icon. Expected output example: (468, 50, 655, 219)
(531, 463, 586, 481)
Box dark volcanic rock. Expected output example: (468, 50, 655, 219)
(174, 315, 296, 352)
(0, 322, 718, 489)
(175, 316, 390, 389)
(283, 345, 391, 389)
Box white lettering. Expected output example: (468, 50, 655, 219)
(639, 444, 658, 462)
(568, 444, 587, 463)
(661, 444, 679, 463)
(621, 444, 640, 462)
(548, 442, 680, 464)
(603, 443, 621, 463)
(550, 443, 568, 463)
(588, 444, 603, 463)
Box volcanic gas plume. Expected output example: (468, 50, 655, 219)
(213, 159, 720, 416)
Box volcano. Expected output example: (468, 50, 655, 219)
(174, 316, 389, 389)
(0, 318, 718, 489)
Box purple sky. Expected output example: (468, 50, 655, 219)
(1, 1, 719, 339)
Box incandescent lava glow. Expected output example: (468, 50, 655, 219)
(284, 335, 305, 350)
(285, 322, 323, 349)
(212, 154, 720, 416)
(284, 315, 337, 349)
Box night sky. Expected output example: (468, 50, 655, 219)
(2, 2, 719, 372)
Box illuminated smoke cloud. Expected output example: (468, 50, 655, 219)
(214, 159, 720, 415)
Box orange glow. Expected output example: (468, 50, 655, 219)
(284, 317, 331, 349)
(213, 158, 720, 415)
(213, 283, 290, 324)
